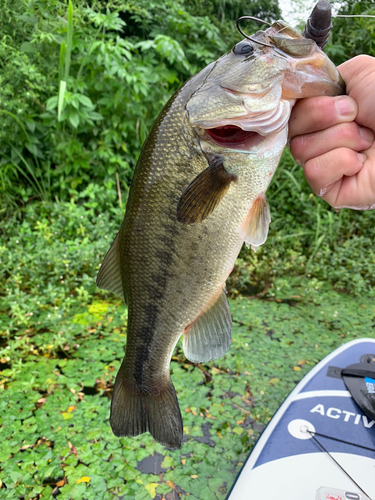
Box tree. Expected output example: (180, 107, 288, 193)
(184, 0, 282, 41)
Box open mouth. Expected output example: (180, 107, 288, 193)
(203, 125, 262, 149)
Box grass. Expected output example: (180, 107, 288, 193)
(0, 112, 51, 203)
(1, 184, 375, 499)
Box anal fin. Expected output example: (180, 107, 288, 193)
(239, 195, 271, 252)
(183, 288, 232, 363)
(96, 232, 124, 299)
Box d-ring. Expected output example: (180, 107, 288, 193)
(236, 16, 274, 48)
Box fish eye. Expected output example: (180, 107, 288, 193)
(233, 40, 254, 56)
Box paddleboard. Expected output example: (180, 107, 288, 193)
(226, 339, 375, 500)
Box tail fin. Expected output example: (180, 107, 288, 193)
(110, 369, 183, 449)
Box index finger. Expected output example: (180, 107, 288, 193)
(288, 95, 357, 139)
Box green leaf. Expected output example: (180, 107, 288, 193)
(76, 95, 93, 108)
(18, 14, 38, 24)
(25, 119, 36, 133)
(59, 42, 66, 83)
(161, 456, 174, 468)
(58, 81, 67, 121)
(68, 111, 79, 128)
(20, 42, 37, 53)
(145, 482, 159, 498)
(65, 0, 74, 81)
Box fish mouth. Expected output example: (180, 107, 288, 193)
(200, 125, 263, 151)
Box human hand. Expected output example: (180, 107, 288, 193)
(289, 55, 375, 210)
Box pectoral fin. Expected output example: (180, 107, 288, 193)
(183, 288, 232, 363)
(96, 233, 124, 299)
(239, 195, 271, 252)
(177, 155, 236, 224)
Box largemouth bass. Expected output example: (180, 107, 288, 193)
(97, 21, 344, 449)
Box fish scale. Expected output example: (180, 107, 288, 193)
(97, 20, 344, 448)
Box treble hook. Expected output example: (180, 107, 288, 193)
(236, 16, 274, 48)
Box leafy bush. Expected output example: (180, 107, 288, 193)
(327, 0, 375, 64)
(0, 0, 226, 207)
(184, 0, 281, 40)
(0, 190, 121, 336)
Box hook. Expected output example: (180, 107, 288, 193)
(236, 16, 274, 48)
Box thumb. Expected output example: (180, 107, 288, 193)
(338, 55, 375, 131)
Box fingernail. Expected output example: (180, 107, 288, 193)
(359, 126, 374, 143)
(356, 152, 367, 164)
(336, 97, 356, 118)
(295, 159, 302, 167)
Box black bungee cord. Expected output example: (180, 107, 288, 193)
(310, 430, 375, 453)
(307, 429, 373, 499)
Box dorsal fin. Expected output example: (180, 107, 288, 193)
(96, 233, 124, 299)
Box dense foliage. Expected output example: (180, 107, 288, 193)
(0, 0, 233, 206)
(327, 0, 375, 63)
(1, 0, 373, 206)
(184, 0, 281, 39)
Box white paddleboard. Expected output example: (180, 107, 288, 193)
(226, 339, 375, 500)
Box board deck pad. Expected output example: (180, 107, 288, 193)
(226, 339, 375, 500)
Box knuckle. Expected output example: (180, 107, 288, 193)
(304, 157, 323, 187)
(289, 136, 305, 161)
(353, 54, 373, 66)
(338, 148, 362, 169)
(310, 96, 337, 121)
(304, 98, 333, 127)
(327, 148, 352, 169)
(325, 148, 362, 177)
(336, 122, 360, 141)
